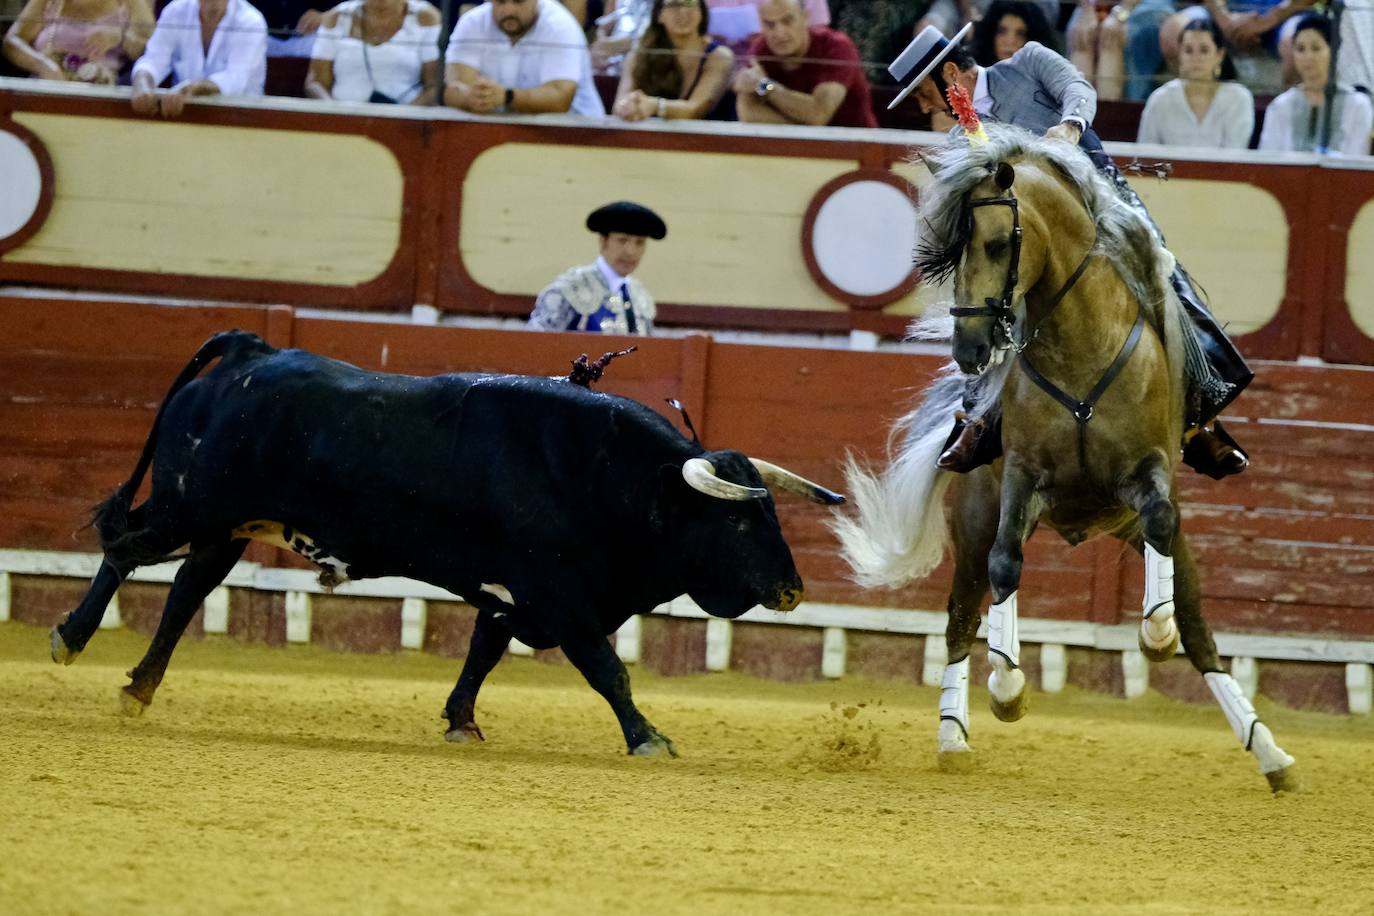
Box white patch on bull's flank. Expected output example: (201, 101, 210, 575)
(230, 520, 350, 584)
(242, 375, 252, 388)
(480, 583, 515, 606)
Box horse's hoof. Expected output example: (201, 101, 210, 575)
(937, 747, 975, 773)
(1265, 764, 1306, 794)
(1138, 624, 1180, 663)
(50, 627, 79, 666)
(989, 690, 1029, 723)
(116, 688, 148, 718)
(988, 667, 1028, 722)
(630, 733, 678, 758)
(444, 722, 485, 743)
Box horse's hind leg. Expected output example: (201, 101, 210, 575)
(1172, 535, 1300, 792)
(1118, 452, 1182, 662)
(120, 539, 247, 716)
(984, 461, 1044, 723)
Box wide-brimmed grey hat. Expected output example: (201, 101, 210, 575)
(887, 22, 974, 111)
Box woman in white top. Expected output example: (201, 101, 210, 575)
(305, 0, 441, 105)
(1259, 14, 1373, 157)
(1137, 16, 1255, 150)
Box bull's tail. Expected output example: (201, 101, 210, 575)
(92, 330, 269, 565)
(827, 368, 963, 589)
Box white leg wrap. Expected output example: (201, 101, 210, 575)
(1204, 672, 1295, 774)
(939, 656, 970, 742)
(987, 591, 1020, 669)
(1141, 544, 1177, 648)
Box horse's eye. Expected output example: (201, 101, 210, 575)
(984, 238, 1009, 259)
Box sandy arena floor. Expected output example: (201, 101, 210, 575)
(2, 622, 1372, 915)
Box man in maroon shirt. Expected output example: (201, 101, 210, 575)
(732, 0, 877, 128)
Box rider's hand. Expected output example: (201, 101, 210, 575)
(1045, 120, 1082, 145)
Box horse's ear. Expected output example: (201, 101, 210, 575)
(995, 162, 1015, 191)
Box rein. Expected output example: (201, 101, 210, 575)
(950, 186, 1146, 468)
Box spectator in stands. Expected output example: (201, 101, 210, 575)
(529, 201, 666, 335)
(130, 0, 267, 116)
(1137, 14, 1253, 147)
(592, 0, 655, 74)
(444, 0, 605, 115)
(1200, 0, 1317, 93)
(252, 1, 333, 58)
(1259, 13, 1373, 156)
(829, 0, 928, 85)
(4, 0, 154, 84)
(732, 0, 876, 127)
(707, 0, 829, 62)
(917, 0, 1060, 48)
(612, 0, 734, 120)
(972, 0, 1057, 66)
(1066, 0, 1127, 100)
(1336, 0, 1372, 93)
(304, 0, 440, 104)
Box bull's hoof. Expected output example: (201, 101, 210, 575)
(50, 627, 79, 666)
(1265, 764, 1306, 794)
(1138, 624, 1180, 663)
(116, 688, 149, 718)
(630, 733, 678, 758)
(937, 747, 975, 773)
(444, 722, 485, 743)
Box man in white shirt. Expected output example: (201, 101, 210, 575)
(528, 201, 665, 335)
(443, 0, 605, 116)
(130, 0, 267, 118)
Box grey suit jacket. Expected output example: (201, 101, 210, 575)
(984, 42, 1096, 133)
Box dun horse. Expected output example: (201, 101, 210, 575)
(833, 127, 1299, 792)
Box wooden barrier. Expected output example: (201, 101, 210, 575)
(3, 79, 1373, 361)
(1, 297, 1372, 712)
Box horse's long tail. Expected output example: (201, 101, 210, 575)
(92, 330, 268, 565)
(829, 368, 963, 589)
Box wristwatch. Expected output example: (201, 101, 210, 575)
(504, 87, 514, 109)
(755, 78, 777, 100)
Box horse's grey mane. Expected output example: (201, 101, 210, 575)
(913, 124, 1173, 336)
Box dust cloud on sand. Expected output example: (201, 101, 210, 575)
(3, 623, 1373, 915)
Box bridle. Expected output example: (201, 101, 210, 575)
(948, 182, 1147, 467)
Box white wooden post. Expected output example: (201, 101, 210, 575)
(98, 594, 121, 630)
(821, 627, 847, 679)
(202, 586, 230, 634)
(284, 591, 311, 643)
(848, 329, 879, 351)
(615, 615, 642, 664)
(400, 597, 427, 650)
(1231, 656, 1259, 700)
(507, 638, 535, 656)
(921, 635, 947, 687)
(705, 618, 732, 672)
(1040, 643, 1067, 694)
(1347, 663, 1373, 715)
(0, 571, 10, 622)
(1121, 650, 1148, 699)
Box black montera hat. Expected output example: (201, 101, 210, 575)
(586, 201, 667, 240)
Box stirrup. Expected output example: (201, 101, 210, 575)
(1182, 420, 1249, 480)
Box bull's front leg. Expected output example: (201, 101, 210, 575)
(443, 609, 511, 743)
(561, 632, 677, 758)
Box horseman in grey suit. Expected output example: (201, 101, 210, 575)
(890, 26, 1252, 480)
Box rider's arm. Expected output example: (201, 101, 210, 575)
(1014, 40, 1097, 132)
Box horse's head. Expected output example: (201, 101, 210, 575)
(950, 161, 1023, 376)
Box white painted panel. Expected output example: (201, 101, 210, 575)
(1040, 643, 1067, 694)
(821, 627, 846, 679)
(203, 586, 230, 635)
(1231, 656, 1259, 700)
(507, 639, 535, 656)
(921, 635, 947, 687)
(705, 618, 732, 672)
(0, 571, 10, 623)
(400, 597, 427, 650)
(98, 594, 121, 630)
(812, 181, 917, 296)
(615, 615, 642, 664)
(1122, 650, 1149, 699)
(1347, 663, 1373, 715)
(284, 591, 312, 644)
(0, 131, 41, 238)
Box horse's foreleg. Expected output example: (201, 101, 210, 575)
(938, 477, 996, 765)
(1172, 535, 1301, 792)
(1119, 453, 1181, 662)
(985, 462, 1042, 723)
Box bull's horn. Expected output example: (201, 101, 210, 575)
(749, 458, 846, 505)
(681, 458, 767, 501)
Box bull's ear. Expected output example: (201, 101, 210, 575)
(994, 162, 1015, 191)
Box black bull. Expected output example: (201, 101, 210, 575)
(50, 331, 844, 756)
